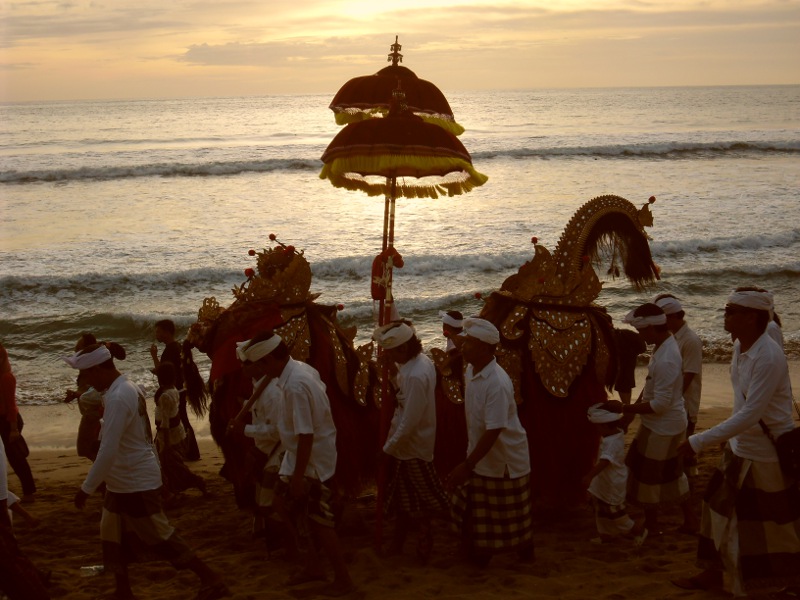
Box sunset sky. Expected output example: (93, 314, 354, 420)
(2, 0, 799, 102)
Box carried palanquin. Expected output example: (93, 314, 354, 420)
(434, 195, 660, 506)
(188, 238, 377, 504)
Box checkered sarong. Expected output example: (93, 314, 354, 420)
(697, 444, 800, 594)
(384, 457, 450, 519)
(451, 473, 534, 551)
(626, 424, 690, 508)
(100, 489, 195, 574)
(591, 495, 635, 536)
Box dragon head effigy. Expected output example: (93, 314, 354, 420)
(482, 195, 659, 399)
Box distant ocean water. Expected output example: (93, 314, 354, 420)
(1, 85, 798, 405)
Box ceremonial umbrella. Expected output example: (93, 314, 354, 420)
(320, 87, 487, 547)
(329, 36, 465, 136)
(321, 88, 486, 324)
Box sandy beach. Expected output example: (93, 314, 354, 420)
(7, 361, 799, 600)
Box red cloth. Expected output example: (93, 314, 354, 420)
(0, 373, 18, 425)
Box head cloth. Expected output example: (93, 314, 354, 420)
(728, 289, 773, 315)
(439, 311, 464, 329)
(63, 345, 112, 370)
(372, 322, 415, 349)
(654, 296, 683, 315)
(462, 317, 500, 345)
(236, 335, 282, 362)
(623, 308, 667, 330)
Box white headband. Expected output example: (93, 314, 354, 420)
(372, 322, 415, 349)
(654, 296, 682, 315)
(587, 403, 623, 424)
(439, 311, 464, 329)
(462, 317, 500, 345)
(236, 335, 282, 362)
(623, 308, 667, 330)
(63, 345, 112, 370)
(728, 290, 773, 314)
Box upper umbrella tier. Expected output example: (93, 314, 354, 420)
(328, 38, 465, 136)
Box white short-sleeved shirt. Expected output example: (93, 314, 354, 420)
(82, 376, 162, 495)
(588, 430, 628, 506)
(383, 352, 437, 461)
(640, 336, 688, 436)
(276, 359, 337, 483)
(244, 375, 283, 466)
(673, 322, 703, 420)
(689, 332, 794, 461)
(464, 359, 530, 478)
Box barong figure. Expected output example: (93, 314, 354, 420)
(446, 318, 534, 566)
(65, 343, 228, 600)
(235, 331, 354, 595)
(438, 195, 661, 508)
(620, 303, 698, 535)
(582, 403, 646, 545)
(674, 288, 800, 596)
(188, 240, 376, 508)
(373, 320, 449, 563)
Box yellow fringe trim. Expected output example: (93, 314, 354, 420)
(319, 157, 488, 199)
(333, 109, 465, 136)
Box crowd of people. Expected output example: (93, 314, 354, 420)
(0, 287, 798, 599)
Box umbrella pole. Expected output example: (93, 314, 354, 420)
(375, 178, 398, 551)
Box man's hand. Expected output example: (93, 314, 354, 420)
(445, 462, 471, 492)
(149, 343, 158, 359)
(74, 489, 89, 510)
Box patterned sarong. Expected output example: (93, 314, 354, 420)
(100, 488, 195, 575)
(451, 473, 534, 552)
(697, 444, 800, 595)
(384, 457, 450, 519)
(590, 495, 635, 536)
(626, 425, 690, 508)
(274, 476, 338, 529)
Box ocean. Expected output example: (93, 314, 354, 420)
(1, 85, 799, 406)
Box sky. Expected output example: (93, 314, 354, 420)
(1, 0, 799, 102)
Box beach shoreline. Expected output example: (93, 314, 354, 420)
(6, 361, 799, 599)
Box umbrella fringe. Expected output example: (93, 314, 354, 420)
(320, 155, 486, 180)
(333, 108, 465, 136)
(319, 157, 489, 198)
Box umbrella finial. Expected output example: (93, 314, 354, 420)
(388, 36, 403, 66)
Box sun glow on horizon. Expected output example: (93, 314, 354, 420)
(1, 0, 798, 102)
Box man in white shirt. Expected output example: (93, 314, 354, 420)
(621, 303, 698, 535)
(236, 332, 354, 596)
(228, 345, 288, 554)
(445, 317, 534, 566)
(373, 320, 449, 562)
(674, 288, 800, 596)
(654, 295, 703, 475)
(65, 343, 227, 600)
